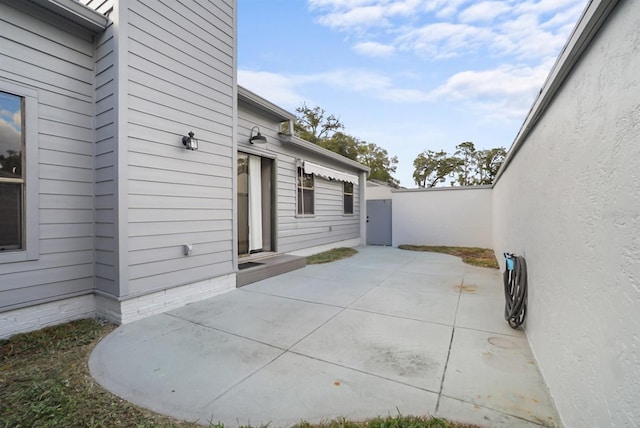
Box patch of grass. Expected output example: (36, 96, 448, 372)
(294, 415, 477, 428)
(306, 247, 358, 264)
(398, 245, 499, 269)
(0, 318, 204, 427)
(0, 319, 476, 428)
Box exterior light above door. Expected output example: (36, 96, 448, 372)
(249, 126, 267, 144)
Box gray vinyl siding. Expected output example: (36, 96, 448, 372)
(237, 103, 362, 254)
(124, 0, 236, 296)
(0, 3, 96, 310)
(93, 1, 117, 295)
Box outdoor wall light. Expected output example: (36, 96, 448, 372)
(249, 126, 267, 144)
(182, 131, 199, 151)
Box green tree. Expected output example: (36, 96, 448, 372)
(475, 147, 507, 184)
(294, 104, 399, 187)
(358, 142, 399, 187)
(412, 150, 461, 188)
(454, 141, 477, 186)
(294, 103, 343, 144)
(318, 131, 360, 161)
(412, 142, 506, 187)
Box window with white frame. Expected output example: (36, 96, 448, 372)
(0, 91, 24, 251)
(0, 82, 38, 262)
(297, 167, 314, 215)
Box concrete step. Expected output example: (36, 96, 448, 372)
(237, 254, 306, 287)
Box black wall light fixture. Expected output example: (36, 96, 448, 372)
(182, 131, 198, 151)
(249, 126, 267, 144)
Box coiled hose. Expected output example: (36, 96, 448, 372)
(503, 253, 527, 329)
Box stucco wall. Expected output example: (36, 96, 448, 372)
(392, 187, 492, 248)
(492, 0, 640, 425)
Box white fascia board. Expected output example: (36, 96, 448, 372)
(494, 0, 620, 184)
(28, 0, 108, 32)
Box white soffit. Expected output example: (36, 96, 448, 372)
(303, 161, 358, 183)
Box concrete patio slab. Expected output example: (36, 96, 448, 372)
(291, 308, 452, 391)
(456, 293, 525, 337)
(242, 274, 377, 308)
(89, 314, 284, 417)
(90, 246, 561, 427)
(442, 328, 560, 426)
(168, 290, 342, 349)
(350, 285, 460, 325)
(437, 397, 546, 428)
(201, 352, 439, 427)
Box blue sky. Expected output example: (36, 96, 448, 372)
(238, 0, 588, 187)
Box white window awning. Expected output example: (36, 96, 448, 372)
(303, 161, 358, 183)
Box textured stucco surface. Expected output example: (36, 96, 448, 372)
(392, 187, 492, 248)
(492, 1, 640, 426)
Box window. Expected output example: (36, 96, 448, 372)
(343, 182, 354, 215)
(0, 92, 24, 251)
(297, 167, 314, 215)
(0, 81, 38, 263)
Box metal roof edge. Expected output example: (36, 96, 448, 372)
(27, 0, 108, 33)
(493, 0, 620, 186)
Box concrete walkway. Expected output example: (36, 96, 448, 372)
(89, 246, 560, 427)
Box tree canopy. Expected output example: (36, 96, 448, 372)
(413, 142, 506, 188)
(294, 104, 399, 187)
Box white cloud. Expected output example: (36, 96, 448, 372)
(307, 0, 587, 60)
(12, 110, 21, 128)
(353, 41, 395, 57)
(397, 23, 494, 58)
(458, 1, 512, 23)
(309, 0, 424, 30)
(317, 5, 388, 29)
(430, 61, 553, 119)
(237, 70, 307, 111)
(493, 13, 571, 59)
(240, 67, 432, 107)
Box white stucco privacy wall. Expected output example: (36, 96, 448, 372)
(392, 187, 492, 248)
(492, 0, 640, 426)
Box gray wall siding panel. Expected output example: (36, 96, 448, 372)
(237, 104, 362, 255)
(124, 0, 236, 296)
(92, 16, 117, 295)
(0, 3, 96, 312)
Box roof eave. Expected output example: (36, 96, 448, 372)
(27, 0, 108, 32)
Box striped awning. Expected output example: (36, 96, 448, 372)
(303, 161, 358, 183)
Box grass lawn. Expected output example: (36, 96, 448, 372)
(1, 319, 477, 428)
(398, 245, 499, 269)
(306, 247, 358, 264)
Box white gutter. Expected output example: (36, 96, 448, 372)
(493, 0, 620, 185)
(27, 0, 108, 33)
